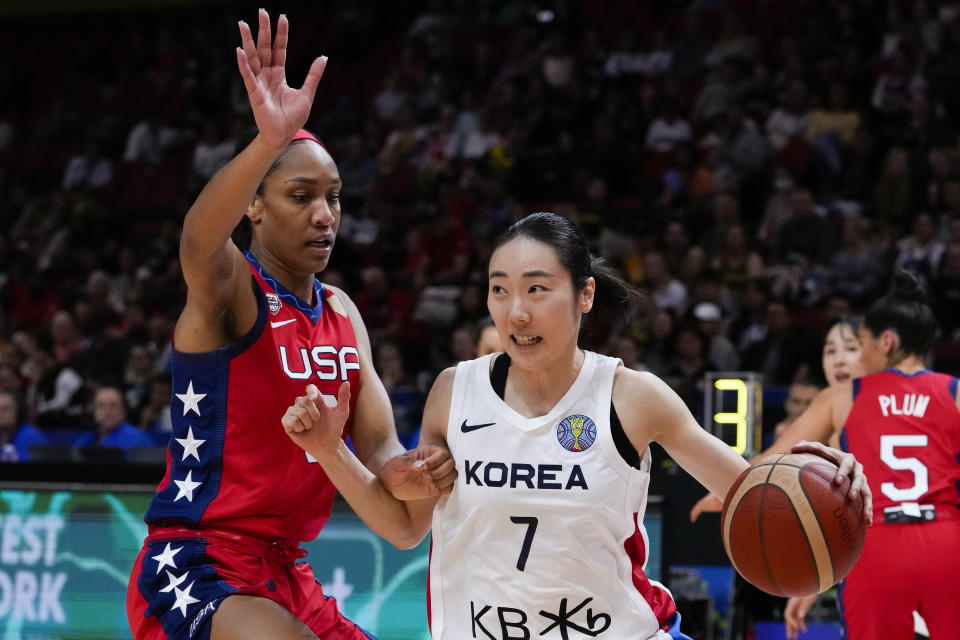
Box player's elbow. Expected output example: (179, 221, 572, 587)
(387, 527, 428, 550)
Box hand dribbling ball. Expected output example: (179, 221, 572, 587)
(721, 453, 866, 597)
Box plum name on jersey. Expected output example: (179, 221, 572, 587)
(279, 345, 360, 381)
(877, 393, 930, 418)
(464, 459, 588, 490)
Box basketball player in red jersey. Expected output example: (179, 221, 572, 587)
(733, 272, 958, 639)
(126, 11, 454, 640)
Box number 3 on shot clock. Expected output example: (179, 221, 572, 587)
(703, 372, 763, 459)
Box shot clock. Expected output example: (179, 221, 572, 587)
(703, 372, 763, 460)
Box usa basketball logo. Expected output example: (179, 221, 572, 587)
(266, 293, 282, 315)
(556, 414, 597, 452)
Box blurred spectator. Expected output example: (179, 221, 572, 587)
(742, 299, 820, 385)
(609, 334, 646, 372)
(140, 374, 173, 446)
(0, 390, 49, 462)
(62, 138, 114, 192)
(353, 265, 415, 343)
(74, 386, 152, 455)
(475, 321, 503, 357)
(660, 324, 709, 419)
(829, 215, 888, 307)
(644, 251, 688, 314)
(775, 187, 834, 264)
(124, 344, 155, 421)
(896, 211, 947, 287)
(646, 99, 693, 153)
(692, 301, 740, 370)
(192, 119, 240, 180)
(934, 242, 960, 339)
(771, 377, 823, 441)
(765, 78, 810, 152)
(374, 341, 424, 444)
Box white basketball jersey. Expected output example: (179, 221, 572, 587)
(428, 351, 676, 640)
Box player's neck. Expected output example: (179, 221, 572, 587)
(249, 247, 317, 304)
(506, 348, 585, 416)
(886, 355, 926, 375)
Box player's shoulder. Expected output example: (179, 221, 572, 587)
(613, 366, 671, 398)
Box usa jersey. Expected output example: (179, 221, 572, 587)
(429, 351, 676, 640)
(843, 369, 960, 514)
(144, 253, 360, 542)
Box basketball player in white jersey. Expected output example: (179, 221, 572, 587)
(281, 212, 872, 639)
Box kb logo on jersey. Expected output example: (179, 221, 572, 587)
(469, 597, 611, 639)
(556, 415, 597, 452)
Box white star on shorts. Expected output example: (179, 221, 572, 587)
(151, 542, 182, 574)
(159, 570, 187, 593)
(171, 581, 199, 617)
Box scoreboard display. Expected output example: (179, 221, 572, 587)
(703, 372, 764, 459)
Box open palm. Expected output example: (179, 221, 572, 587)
(236, 10, 327, 147)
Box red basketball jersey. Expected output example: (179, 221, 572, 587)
(144, 253, 360, 542)
(842, 369, 960, 514)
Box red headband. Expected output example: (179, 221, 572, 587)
(292, 129, 329, 154)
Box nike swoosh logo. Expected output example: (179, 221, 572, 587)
(461, 420, 496, 433)
(270, 319, 296, 328)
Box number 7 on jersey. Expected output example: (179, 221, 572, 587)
(510, 516, 538, 571)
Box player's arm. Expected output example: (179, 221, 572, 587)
(177, 11, 327, 352)
(298, 286, 452, 547)
(762, 385, 843, 456)
(615, 368, 750, 499)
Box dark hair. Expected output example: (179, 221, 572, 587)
(823, 314, 861, 343)
(862, 271, 937, 356)
(491, 212, 642, 338)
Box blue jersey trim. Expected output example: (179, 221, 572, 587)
(245, 251, 324, 324)
(851, 378, 861, 400)
(951, 377, 959, 401)
(883, 368, 933, 378)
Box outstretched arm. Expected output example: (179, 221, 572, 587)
(176, 10, 327, 352)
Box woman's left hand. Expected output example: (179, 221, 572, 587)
(791, 440, 873, 525)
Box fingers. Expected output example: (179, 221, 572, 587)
(689, 494, 722, 522)
(256, 8, 273, 71)
(282, 406, 311, 434)
(300, 55, 328, 100)
(237, 19, 260, 76)
(336, 381, 351, 409)
(235, 46, 258, 99)
(273, 13, 288, 70)
(861, 477, 873, 525)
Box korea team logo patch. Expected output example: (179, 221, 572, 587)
(556, 414, 597, 452)
(266, 293, 282, 315)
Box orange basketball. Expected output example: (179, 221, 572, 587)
(721, 452, 866, 597)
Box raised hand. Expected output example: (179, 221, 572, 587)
(236, 9, 327, 147)
(282, 382, 350, 460)
(381, 444, 458, 501)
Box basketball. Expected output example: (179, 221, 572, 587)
(721, 453, 866, 597)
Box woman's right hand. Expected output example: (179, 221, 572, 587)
(688, 493, 723, 522)
(236, 9, 327, 147)
(784, 594, 817, 638)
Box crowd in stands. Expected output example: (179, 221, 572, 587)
(2, 0, 960, 462)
